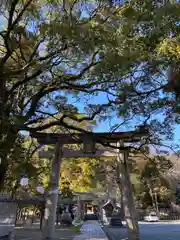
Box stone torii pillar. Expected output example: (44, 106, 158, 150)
(117, 140, 140, 240)
(42, 142, 62, 240)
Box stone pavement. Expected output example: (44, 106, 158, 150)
(73, 221, 108, 240)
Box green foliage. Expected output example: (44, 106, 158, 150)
(135, 156, 173, 208)
(140, 156, 173, 180)
(61, 157, 105, 192)
(71, 225, 81, 233)
(2, 135, 50, 195)
(60, 178, 74, 199)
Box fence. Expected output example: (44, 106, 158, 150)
(137, 208, 180, 221)
(0, 191, 46, 230)
(0, 193, 17, 239)
(160, 214, 180, 221)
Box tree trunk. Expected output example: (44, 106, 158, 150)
(0, 128, 18, 190)
(147, 182, 156, 208)
(146, 181, 159, 214)
(154, 191, 160, 216)
(0, 78, 12, 190)
(117, 142, 140, 240)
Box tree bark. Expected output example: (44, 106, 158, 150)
(0, 125, 18, 190)
(117, 141, 140, 240)
(0, 78, 9, 190)
(147, 182, 156, 210)
(0, 77, 19, 190)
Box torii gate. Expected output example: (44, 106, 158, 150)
(30, 126, 149, 240)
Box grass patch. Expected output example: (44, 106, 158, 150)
(71, 225, 81, 233)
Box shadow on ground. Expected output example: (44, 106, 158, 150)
(15, 226, 80, 240)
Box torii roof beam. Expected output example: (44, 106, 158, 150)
(30, 128, 149, 145)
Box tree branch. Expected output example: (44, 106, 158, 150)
(0, 32, 12, 67)
(0, 0, 33, 66)
(7, 0, 19, 30)
(9, 0, 33, 33)
(24, 101, 112, 130)
(24, 86, 56, 120)
(28, 37, 46, 63)
(19, 59, 101, 121)
(7, 44, 72, 96)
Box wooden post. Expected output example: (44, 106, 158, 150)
(117, 141, 140, 240)
(42, 142, 62, 240)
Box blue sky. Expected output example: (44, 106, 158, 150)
(69, 93, 180, 155)
(64, 90, 180, 147)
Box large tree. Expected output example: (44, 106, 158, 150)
(0, 0, 116, 186)
(1, 0, 179, 188)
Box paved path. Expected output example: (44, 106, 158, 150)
(107, 222, 180, 240)
(73, 221, 108, 240)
